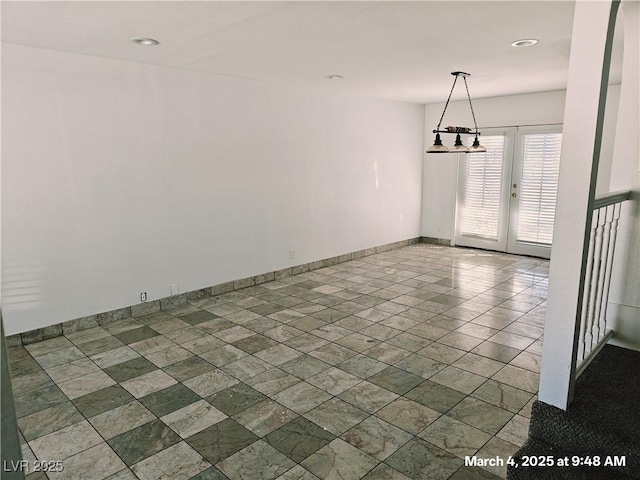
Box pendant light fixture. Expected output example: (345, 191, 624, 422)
(426, 72, 486, 154)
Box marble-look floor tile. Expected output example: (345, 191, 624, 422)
(47, 442, 125, 480)
(393, 353, 447, 379)
(376, 398, 440, 434)
(148, 318, 191, 335)
(132, 441, 211, 480)
(429, 366, 486, 395)
(265, 417, 335, 463)
(103, 357, 158, 383)
(338, 381, 398, 413)
(186, 418, 258, 464)
(213, 325, 256, 343)
(337, 354, 388, 379)
(368, 367, 423, 395)
(487, 331, 535, 350)
(509, 351, 542, 373)
(183, 369, 239, 397)
(233, 399, 299, 437)
(76, 337, 125, 357)
(361, 464, 412, 480)
(24, 336, 74, 357)
(245, 368, 301, 396)
(273, 382, 332, 414)
(307, 367, 362, 396)
(58, 370, 117, 400)
(33, 345, 87, 369)
(139, 384, 201, 417)
(363, 343, 412, 364)
(161, 400, 227, 438)
(18, 401, 84, 441)
(162, 356, 216, 382)
(474, 437, 520, 478)
(453, 353, 505, 378)
(417, 342, 466, 364)
(280, 355, 331, 379)
(199, 345, 249, 367)
(283, 333, 329, 353)
(11, 370, 54, 397)
(108, 419, 180, 466)
(255, 344, 303, 366)
(45, 357, 101, 383)
(64, 327, 111, 345)
(89, 400, 155, 440)
(221, 355, 273, 381)
(145, 345, 194, 368)
(90, 346, 141, 369)
(180, 310, 218, 326)
(471, 380, 534, 413)
(216, 440, 295, 480)
(342, 416, 412, 460)
(336, 333, 380, 353)
(128, 336, 176, 356)
(121, 369, 177, 398)
(72, 385, 134, 418)
(276, 465, 321, 480)
(308, 343, 358, 365)
(492, 365, 540, 393)
(181, 335, 226, 355)
(207, 383, 267, 416)
(385, 437, 463, 480)
(496, 414, 530, 447)
(29, 420, 103, 461)
(470, 341, 521, 363)
(301, 438, 379, 480)
(448, 397, 514, 436)
(162, 325, 209, 345)
(419, 415, 492, 459)
(232, 334, 279, 354)
(303, 398, 368, 436)
(404, 380, 466, 413)
(114, 326, 160, 345)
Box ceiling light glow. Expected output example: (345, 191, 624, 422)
(131, 37, 159, 46)
(511, 39, 538, 48)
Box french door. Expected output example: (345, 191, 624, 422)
(454, 125, 562, 259)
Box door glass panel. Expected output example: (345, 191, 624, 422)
(516, 133, 562, 245)
(460, 135, 506, 240)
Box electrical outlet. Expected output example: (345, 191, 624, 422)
(170, 283, 179, 295)
(140, 292, 147, 302)
(289, 249, 296, 259)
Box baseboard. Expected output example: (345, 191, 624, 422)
(6, 237, 423, 347)
(420, 236, 452, 246)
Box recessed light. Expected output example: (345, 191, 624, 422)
(511, 39, 538, 48)
(131, 37, 160, 46)
(325, 74, 344, 80)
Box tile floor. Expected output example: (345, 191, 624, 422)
(7, 244, 548, 480)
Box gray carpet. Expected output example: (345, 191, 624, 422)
(508, 344, 640, 480)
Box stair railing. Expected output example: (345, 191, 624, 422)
(575, 190, 631, 377)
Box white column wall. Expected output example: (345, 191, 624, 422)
(607, 0, 640, 351)
(1, 45, 425, 335)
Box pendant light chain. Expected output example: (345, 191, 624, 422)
(463, 76, 479, 132)
(436, 75, 459, 131)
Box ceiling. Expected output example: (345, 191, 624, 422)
(2, 1, 581, 104)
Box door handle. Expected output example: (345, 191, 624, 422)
(511, 193, 517, 197)
(513, 183, 517, 188)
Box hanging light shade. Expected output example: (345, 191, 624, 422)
(426, 72, 486, 154)
(449, 134, 469, 152)
(468, 136, 487, 153)
(426, 133, 449, 153)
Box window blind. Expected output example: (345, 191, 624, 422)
(460, 135, 506, 240)
(516, 133, 562, 245)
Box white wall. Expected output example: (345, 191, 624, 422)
(1, 44, 425, 335)
(607, 0, 640, 351)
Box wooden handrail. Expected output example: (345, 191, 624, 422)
(593, 190, 632, 209)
